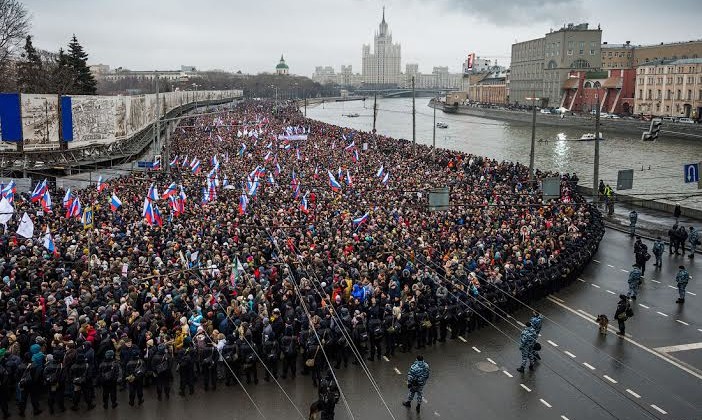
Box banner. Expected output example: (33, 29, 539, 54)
(61, 96, 73, 141)
(0, 93, 22, 142)
(277, 134, 308, 141)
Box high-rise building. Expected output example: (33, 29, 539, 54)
(362, 7, 402, 87)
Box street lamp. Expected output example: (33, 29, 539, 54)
(525, 94, 541, 181)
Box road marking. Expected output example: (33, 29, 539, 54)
(459, 336, 467, 343)
(655, 342, 702, 353)
(561, 416, 570, 420)
(593, 259, 600, 263)
(422, 397, 428, 403)
(393, 367, 401, 375)
(472, 346, 481, 353)
(591, 284, 601, 288)
(607, 264, 615, 268)
(547, 340, 559, 347)
(578, 309, 589, 314)
(503, 370, 513, 378)
(699, 329, 702, 333)
(620, 269, 628, 273)
(606, 290, 616, 294)
(668, 285, 677, 289)
(382, 356, 390, 362)
(433, 411, 440, 417)
(551, 296, 564, 302)
(487, 358, 497, 365)
(564, 351, 577, 358)
(651, 279, 661, 283)
(656, 311, 669, 317)
(516, 321, 526, 327)
(650, 404, 667, 415)
(638, 303, 650, 309)
(577, 278, 586, 282)
(688, 291, 697, 296)
(583, 362, 596, 370)
(626, 389, 641, 398)
(603, 375, 618, 384)
(546, 296, 702, 381)
(520, 384, 532, 392)
(677, 320, 690, 326)
(540, 399, 552, 408)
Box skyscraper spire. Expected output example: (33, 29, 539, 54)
(382, 6, 385, 24)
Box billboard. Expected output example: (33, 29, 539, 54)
(464, 52, 476, 74)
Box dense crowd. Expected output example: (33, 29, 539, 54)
(0, 100, 604, 417)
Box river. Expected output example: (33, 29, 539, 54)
(306, 97, 702, 210)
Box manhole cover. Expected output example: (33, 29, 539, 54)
(476, 361, 500, 372)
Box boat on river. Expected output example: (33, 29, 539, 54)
(436, 122, 448, 129)
(578, 132, 604, 141)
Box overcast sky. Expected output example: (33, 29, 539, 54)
(21, 0, 702, 76)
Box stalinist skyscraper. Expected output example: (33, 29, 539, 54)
(362, 7, 402, 87)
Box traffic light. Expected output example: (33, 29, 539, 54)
(642, 118, 662, 141)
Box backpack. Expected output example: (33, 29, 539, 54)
(284, 340, 296, 356)
(155, 356, 169, 374)
(358, 328, 369, 342)
(372, 324, 384, 339)
(625, 305, 634, 318)
(101, 364, 115, 382)
(18, 366, 32, 388)
(43, 364, 61, 385)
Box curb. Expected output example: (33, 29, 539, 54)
(603, 220, 702, 255)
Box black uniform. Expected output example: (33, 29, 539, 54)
(199, 343, 218, 391)
(43, 358, 65, 414)
(69, 356, 94, 410)
(150, 348, 172, 400)
(176, 346, 195, 395)
(97, 358, 121, 409)
(124, 356, 145, 405)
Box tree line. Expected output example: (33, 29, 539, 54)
(0, 0, 96, 95)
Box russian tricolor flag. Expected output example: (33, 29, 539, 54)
(169, 155, 178, 167)
(110, 193, 122, 211)
(238, 193, 249, 215)
(96, 176, 107, 192)
(152, 157, 161, 171)
(328, 170, 342, 192)
(66, 197, 81, 218)
(346, 170, 353, 187)
(376, 165, 384, 178)
(43, 227, 59, 257)
(352, 212, 369, 228)
(147, 183, 159, 201)
(191, 158, 201, 175)
(352, 149, 359, 163)
(40, 190, 53, 213)
(62, 188, 73, 209)
(162, 182, 177, 199)
(300, 193, 309, 214)
(31, 179, 47, 202)
(381, 172, 390, 186)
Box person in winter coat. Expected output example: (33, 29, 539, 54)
(123, 348, 145, 406)
(402, 355, 430, 413)
(517, 323, 537, 373)
(614, 295, 632, 336)
(652, 237, 665, 268)
(627, 265, 643, 300)
(317, 370, 340, 420)
(97, 350, 121, 409)
(676, 265, 690, 303)
(176, 338, 195, 396)
(628, 210, 638, 237)
(634, 237, 649, 276)
(69, 353, 94, 411)
(150, 344, 171, 401)
(529, 312, 544, 361)
(688, 226, 699, 258)
(43, 354, 65, 414)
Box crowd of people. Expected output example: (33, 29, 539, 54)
(0, 100, 604, 417)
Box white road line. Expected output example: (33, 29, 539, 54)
(472, 346, 481, 353)
(433, 411, 441, 417)
(540, 399, 552, 408)
(699, 329, 702, 333)
(550, 295, 564, 302)
(487, 358, 497, 365)
(583, 362, 596, 370)
(655, 342, 702, 353)
(564, 351, 577, 358)
(393, 367, 402, 375)
(503, 370, 513, 378)
(547, 340, 559, 347)
(620, 269, 628, 273)
(651, 279, 661, 283)
(422, 397, 428, 403)
(638, 303, 650, 309)
(561, 416, 570, 420)
(516, 321, 526, 327)
(656, 311, 669, 317)
(603, 375, 618, 384)
(626, 389, 641, 399)
(593, 259, 600, 263)
(677, 320, 690, 326)
(650, 404, 667, 415)
(688, 291, 697, 296)
(591, 284, 601, 288)
(546, 296, 702, 381)
(520, 384, 532, 392)
(382, 356, 390, 362)
(577, 309, 589, 314)
(668, 285, 677, 289)
(607, 264, 615, 268)
(577, 278, 586, 282)
(606, 290, 616, 294)
(459, 336, 467, 343)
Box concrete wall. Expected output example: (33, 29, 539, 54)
(577, 185, 702, 219)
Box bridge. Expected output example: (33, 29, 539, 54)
(353, 87, 458, 98)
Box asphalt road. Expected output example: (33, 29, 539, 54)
(30, 229, 702, 420)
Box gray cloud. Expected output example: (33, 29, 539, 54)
(433, 0, 586, 27)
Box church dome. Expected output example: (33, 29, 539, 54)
(276, 55, 289, 69)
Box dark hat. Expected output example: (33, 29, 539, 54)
(679, 265, 686, 269)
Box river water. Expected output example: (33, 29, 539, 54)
(306, 97, 702, 210)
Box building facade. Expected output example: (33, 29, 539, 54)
(467, 69, 510, 104)
(601, 42, 635, 69)
(276, 55, 289, 75)
(633, 58, 702, 119)
(633, 40, 702, 67)
(559, 68, 636, 114)
(510, 23, 602, 106)
(362, 8, 402, 87)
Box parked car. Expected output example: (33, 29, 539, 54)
(677, 117, 696, 124)
(540, 108, 551, 114)
(662, 116, 677, 122)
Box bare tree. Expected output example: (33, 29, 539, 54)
(0, 0, 30, 90)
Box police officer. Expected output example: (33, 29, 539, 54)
(262, 332, 279, 381)
(280, 327, 297, 379)
(402, 355, 430, 413)
(0, 349, 11, 419)
(199, 341, 217, 391)
(150, 344, 172, 401)
(318, 370, 340, 420)
(43, 352, 65, 414)
(367, 314, 384, 360)
(176, 338, 195, 395)
(516, 322, 537, 373)
(221, 335, 239, 386)
(628, 210, 638, 237)
(627, 264, 643, 300)
(240, 333, 259, 385)
(69, 353, 94, 411)
(123, 350, 145, 406)
(382, 307, 397, 357)
(529, 312, 544, 361)
(652, 237, 665, 268)
(676, 265, 690, 303)
(98, 350, 120, 409)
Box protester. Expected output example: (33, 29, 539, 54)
(0, 100, 603, 415)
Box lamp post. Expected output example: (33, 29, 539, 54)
(593, 92, 601, 202)
(412, 76, 416, 155)
(525, 93, 541, 181)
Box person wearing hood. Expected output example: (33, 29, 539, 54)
(98, 350, 121, 409)
(17, 343, 44, 417)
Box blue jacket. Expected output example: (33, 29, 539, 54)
(407, 360, 430, 386)
(689, 228, 699, 246)
(652, 240, 664, 256)
(628, 268, 642, 285)
(629, 211, 638, 224)
(676, 269, 690, 286)
(519, 327, 537, 350)
(530, 315, 543, 332)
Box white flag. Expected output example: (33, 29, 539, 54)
(0, 197, 14, 228)
(16, 212, 34, 238)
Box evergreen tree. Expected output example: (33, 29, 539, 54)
(50, 47, 76, 94)
(16, 35, 45, 93)
(67, 34, 96, 95)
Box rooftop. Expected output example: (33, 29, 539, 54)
(638, 57, 702, 66)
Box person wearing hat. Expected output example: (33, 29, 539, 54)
(652, 237, 665, 268)
(614, 295, 633, 336)
(0, 348, 14, 418)
(69, 353, 94, 411)
(688, 226, 699, 259)
(43, 353, 65, 414)
(98, 350, 120, 409)
(675, 265, 691, 303)
(627, 264, 642, 300)
(402, 355, 430, 413)
(123, 347, 146, 406)
(150, 344, 172, 401)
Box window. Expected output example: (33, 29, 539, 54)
(570, 59, 591, 69)
(688, 76, 694, 84)
(639, 89, 643, 99)
(700, 90, 702, 100)
(677, 90, 681, 100)
(667, 90, 672, 100)
(608, 52, 613, 57)
(688, 90, 692, 100)
(657, 89, 662, 99)
(667, 77, 672, 84)
(666, 106, 670, 112)
(677, 77, 683, 84)
(647, 89, 652, 100)
(656, 103, 660, 112)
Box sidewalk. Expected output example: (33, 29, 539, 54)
(592, 199, 702, 246)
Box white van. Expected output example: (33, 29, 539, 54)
(677, 117, 695, 124)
